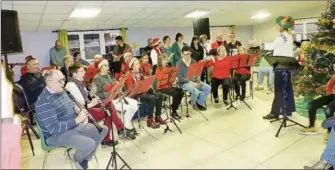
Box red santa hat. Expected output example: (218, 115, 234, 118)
(94, 58, 108, 69)
(152, 38, 161, 46)
(25, 55, 35, 63)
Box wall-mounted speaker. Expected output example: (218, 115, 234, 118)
(1, 10, 23, 54)
(193, 18, 210, 40)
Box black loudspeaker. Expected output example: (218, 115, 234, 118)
(193, 18, 210, 40)
(1, 10, 23, 54)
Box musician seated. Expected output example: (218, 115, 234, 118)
(205, 46, 232, 106)
(20, 57, 46, 108)
(232, 46, 251, 101)
(177, 46, 211, 111)
(66, 65, 133, 144)
(301, 75, 335, 136)
(92, 59, 138, 133)
(156, 55, 183, 120)
(20, 55, 34, 76)
(35, 69, 108, 169)
(141, 53, 152, 77)
(125, 57, 165, 129)
(60, 55, 74, 84)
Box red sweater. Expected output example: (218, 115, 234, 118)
(205, 57, 231, 79)
(234, 55, 251, 75)
(141, 63, 152, 77)
(211, 41, 226, 50)
(326, 75, 335, 95)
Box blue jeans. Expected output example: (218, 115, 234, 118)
(181, 82, 211, 107)
(322, 128, 335, 165)
(46, 123, 108, 162)
(257, 67, 274, 85)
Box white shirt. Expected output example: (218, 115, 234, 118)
(1, 66, 14, 119)
(65, 82, 85, 106)
(201, 42, 211, 59)
(150, 49, 158, 66)
(264, 31, 293, 57)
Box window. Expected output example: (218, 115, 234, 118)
(68, 30, 121, 61)
(294, 19, 319, 41)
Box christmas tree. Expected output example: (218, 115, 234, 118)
(294, 0, 335, 119)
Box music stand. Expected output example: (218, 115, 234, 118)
(227, 55, 240, 110)
(265, 56, 307, 137)
(156, 67, 182, 134)
(185, 61, 209, 121)
(236, 54, 252, 110)
(101, 79, 132, 170)
(127, 76, 158, 140)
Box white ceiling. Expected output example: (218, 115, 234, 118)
(1, 1, 326, 31)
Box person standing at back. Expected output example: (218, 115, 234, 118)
(50, 40, 67, 67)
(171, 33, 186, 66)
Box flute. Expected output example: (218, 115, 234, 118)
(64, 88, 103, 132)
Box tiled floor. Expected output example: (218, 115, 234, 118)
(21, 90, 327, 169)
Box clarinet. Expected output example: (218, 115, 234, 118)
(64, 88, 103, 132)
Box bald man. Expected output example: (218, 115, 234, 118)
(50, 40, 67, 67)
(35, 69, 108, 169)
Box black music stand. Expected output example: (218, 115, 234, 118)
(227, 55, 240, 110)
(102, 79, 132, 170)
(236, 54, 253, 110)
(127, 76, 158, 140)
(156, 67, 182, 134)
(265, 56, 306, 137)
(185, 61, 209, 121)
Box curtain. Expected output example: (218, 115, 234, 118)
(58, 29, 70, 55)
(121, 28, 128, 43)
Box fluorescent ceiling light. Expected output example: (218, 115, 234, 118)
(185, 10, 210, 18)
(250, 12, 271, 20)
(69, 8, 101, 18)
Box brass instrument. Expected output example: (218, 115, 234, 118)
(64, 88, 103, 132)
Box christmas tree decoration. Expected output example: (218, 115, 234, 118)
(294, 0, 335, 119)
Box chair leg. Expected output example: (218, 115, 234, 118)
(184, 92, 189, 116)
(42, 151, 49, 169)
(94, 154, 99, 167)
(66, 149, 74, 169)
(25, 122, 35, 156)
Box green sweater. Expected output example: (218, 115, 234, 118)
(93, 74, 113, 99)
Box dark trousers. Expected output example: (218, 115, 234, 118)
(152, 65, 157, 75)
(211, 77, 230, 101)
(233, 74, 251, 96)
(270, 71, 295, 116)
(309, 95, 335, 130)
(138, 89, 162, 119)
(201, 69, 207, 83)
(158, 87, 184, 113)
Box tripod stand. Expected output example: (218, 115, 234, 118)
(265, 56, 307, 137)
(101, 80, 131, 170)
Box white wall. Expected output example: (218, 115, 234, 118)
(253, 8, 323, 42)
(2, 31, 58, 81)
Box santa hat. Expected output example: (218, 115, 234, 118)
(276, 16, 295, 30)
(94, 58, 108, 69)
(129, 57, 138, 69)
(124, 52, 133, 61)
(25, 55, 35, 63)
(152, 38, 161, 46)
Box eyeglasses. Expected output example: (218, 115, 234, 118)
(183, 52, 191, 56)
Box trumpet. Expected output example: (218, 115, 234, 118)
(64, 88, 103, 132)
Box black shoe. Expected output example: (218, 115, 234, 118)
(193, 104, 199, 111)
(102, 140, 119, 147)
(172, 113, 182, 120)
(124, 131, 136, 140)
(196, 103, 206, 111)
(235, 95, 239, 101)
(214, 98, 219, 103)
(262, 113, 279, 120)
(117, 128, 125, 136)
(223, 100, 229, 106)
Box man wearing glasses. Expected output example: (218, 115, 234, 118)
(35, 69, 108, 169)
(177, 46, 211, 111)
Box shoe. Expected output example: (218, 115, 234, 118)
(102, 140, 119, 147)
(240, 95, 246, 101)
(171, 113, 181, 120)
(262, 113, 279, 120)
(147, 118, 160, 129)
(155, 115, 166, 125)
(70, 153, 84, 169)
(124, 131, 136, 140)
(79, 160, 88, 170)
(117, 128, 125, 136)
(300, 127, 318, 135)
(304, 159, 332, 169)
(196, 103, 207, 111)
(214, 98, 219, 103)
(255, 86, 264, 91)
(223, 100, 229, 106)
(235, 95, 239, 101)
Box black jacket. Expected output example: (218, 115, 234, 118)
(190, 45, 204, 62)
(20, 72, 46, 105)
